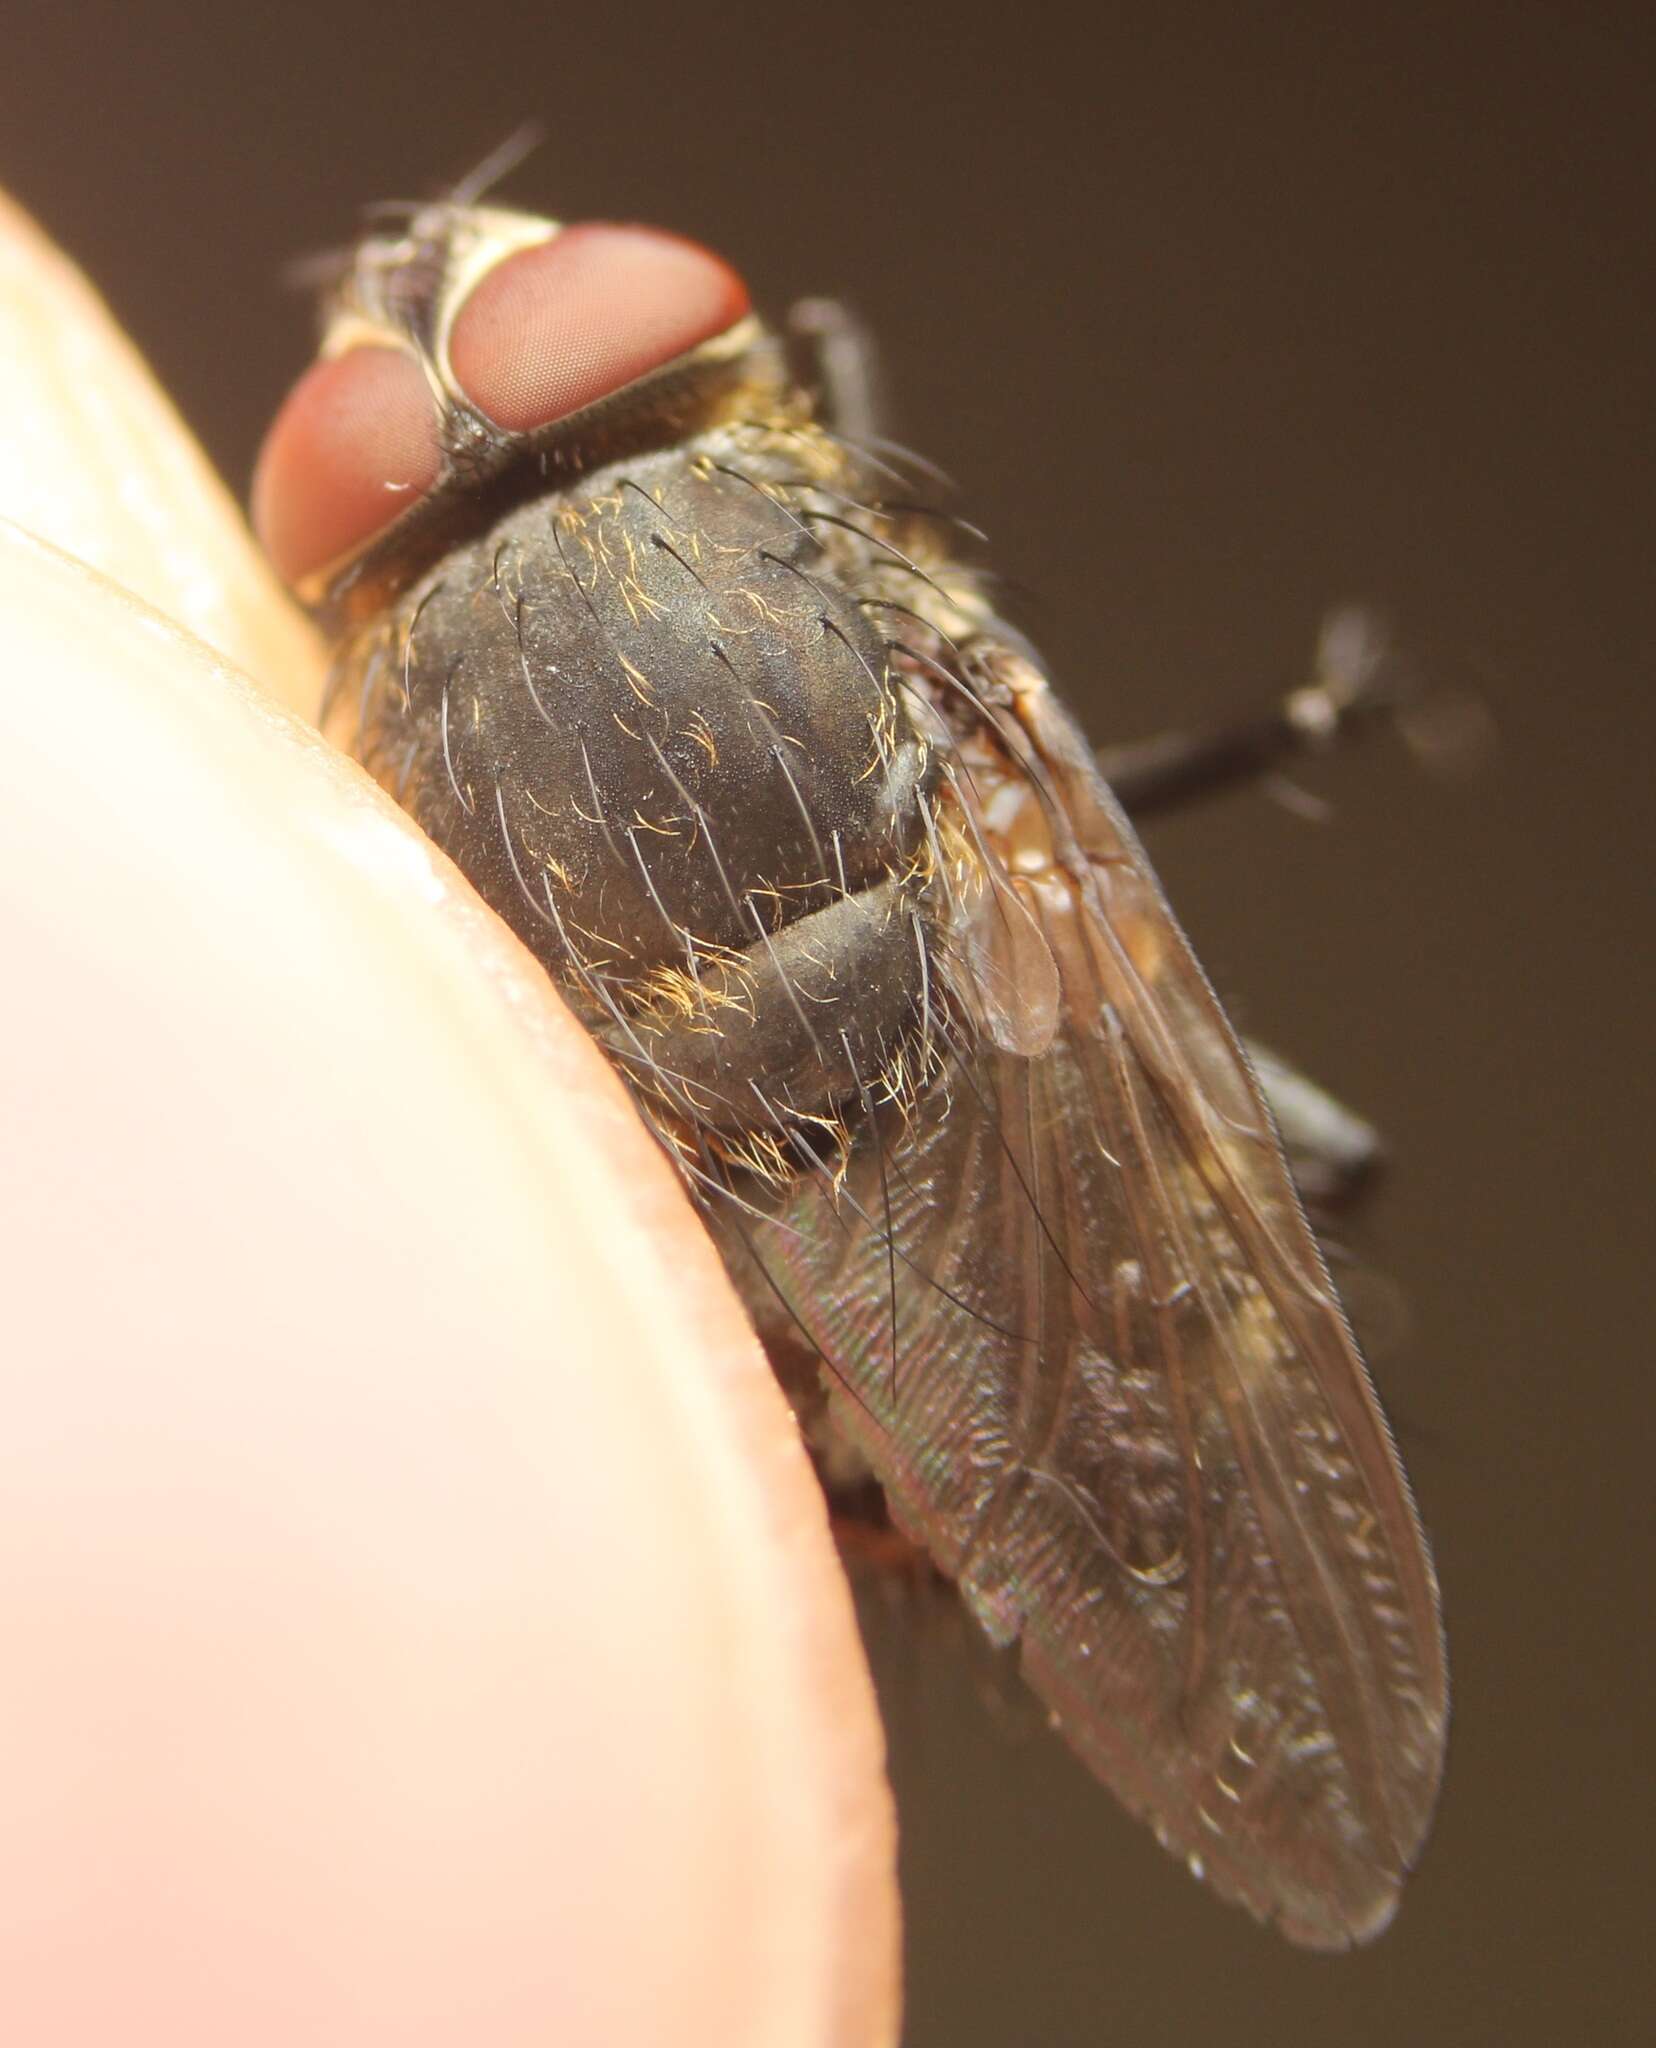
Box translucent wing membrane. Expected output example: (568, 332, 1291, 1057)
(714, 664, 1447, 1949)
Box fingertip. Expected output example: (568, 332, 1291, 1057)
(0, 186, 327, 718)
(0, 529, 900, 2048)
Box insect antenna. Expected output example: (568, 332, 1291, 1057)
(445, 122, 547, 207)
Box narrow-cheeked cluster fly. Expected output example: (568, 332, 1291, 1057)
(253, 195, 1448, 1949)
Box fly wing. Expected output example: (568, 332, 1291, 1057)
(730, 659, 1447, 1949)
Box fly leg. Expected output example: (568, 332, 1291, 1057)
(786, 298, 887, 445)
(1244, 1039, 1384, 1209)
(1100, 608, 1417, 822)
(1102, 607, 1411, 1208)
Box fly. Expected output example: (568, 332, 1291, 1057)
(254, 193, 1448, 1949)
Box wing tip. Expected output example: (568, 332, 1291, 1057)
(1269, 1874, 1404, 1952)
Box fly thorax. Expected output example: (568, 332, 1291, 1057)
(332, 444, 944, 1157)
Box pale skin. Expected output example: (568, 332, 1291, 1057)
(0, 191, 898, 2046)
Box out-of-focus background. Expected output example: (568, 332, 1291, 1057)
(6, 4, 1649, 2041)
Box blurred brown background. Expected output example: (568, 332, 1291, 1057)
(6, 3, 1650, 2041)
